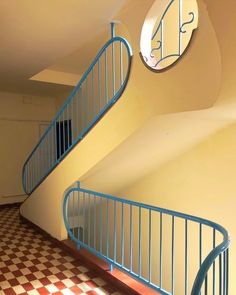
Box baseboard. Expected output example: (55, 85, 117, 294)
(19, 213, 159, 295)
(0, 202, 23, 208)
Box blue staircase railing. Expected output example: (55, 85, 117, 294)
(22, 23, 132, 195)
(63, 183, 230, 295)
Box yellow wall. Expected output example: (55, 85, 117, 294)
(0, 91, 55, 204)
(117, 125, 235, 293)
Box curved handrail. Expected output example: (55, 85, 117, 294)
(63, 184, 230, 295)
(191, 233, 230, 295)
(22, 35, 132, 195)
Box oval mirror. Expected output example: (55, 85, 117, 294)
(140, 0, 199, 71)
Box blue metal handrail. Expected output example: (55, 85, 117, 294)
(63, 183, 230, 295)
(22, 24, 132, 195)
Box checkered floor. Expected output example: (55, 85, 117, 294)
(0, 205, 123, 295)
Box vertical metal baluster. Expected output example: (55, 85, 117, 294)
(205, 274, 208, 295)
(35, 151, 36, 187)
(24, 164, 26, 192)
(33, 155, 36, 189)
(32, 155, 34, 190)
(35, 148, 39, 184)
(200, 223, 202, 295)
(76, 91, 79, 138)
(219, 254, 222, 295)
(52, 129, 54, 167)
(71, 99, 74, 144)
(53, 124, 56, 165)
(161, 20, 164, 59)
(86, 78, 89, 126)
(138, 207, 142, 277)
(78, 191, 80, 245)
(148, 209, 152, 283)
(43, 141, 45, 179)
(42, 142, 44, 181)
(94, 195, 96, 249)
(26, 162, 30, 191)
(53, 122, 56, 164)
(67, 194, 70, 231)
(100, 197, 103, 253)
(44, 139, 46, 178)
(106, 199, 109, 258)
(48, 133, 51, 170)
(62, 111, 65, 156)
(88, 194, 91, 246)
(39, 144, 43, 181)
(160, 212, 163, 289)
(120, 41, 123, 85)
(41, 142, 44, 179)
(29, 161, 31, 192)
(81, 85, 84, 134)
(226, 249, 229, 295)
(105, 49, 108, 104)
(46, 135, 49, 174)
(73, 191, 75, 237)
(30, 158, 33, 191)
(25, 164, 28, 193)
(67, 104, 70, 150)
(27, 162, 30, 191)
(113, 200, 117, 262)
(38, 146, 40, 182)
(223, 251, 226, 295)
(38, 144, 42, 182)
(112, 39, 115, 96)
(83, 192, 85, 244)
(121, 203, 124, 267)
(33, 154, 35, 189)
(36, 151, 38, 187)
(58, 117, 61, 160)
(179, 0, 182, 55)
(28, 161, 30, 192)
(185, 220, 188, 295)
(98, 59, 101, 112)
(92, 69, 95, 117)
(35, 150, 37, 188)
(130, 204, 133, 272)
(30, 158, 34, 190)
(50, 130, 52, 168)
(41, 142, 44, 182)
(172, 216, 175, 295)
(49, 129, 52, 167)
(46, 135, 48, 174)
(31, 155, 34, 190)
(213, 229, 216, 295)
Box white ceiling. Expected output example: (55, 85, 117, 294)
(0, 0, 128, 95)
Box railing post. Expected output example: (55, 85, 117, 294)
(109, 263, 114, 272)
(111, 22, 115, 38)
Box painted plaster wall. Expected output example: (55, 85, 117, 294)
(0, 91, 55, 205)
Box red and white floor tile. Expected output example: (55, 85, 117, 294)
(0, 205, 123, 295)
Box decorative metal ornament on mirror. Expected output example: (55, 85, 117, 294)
(140, 0, 198, 71)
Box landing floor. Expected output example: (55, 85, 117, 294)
(0, 205, 122, 295)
